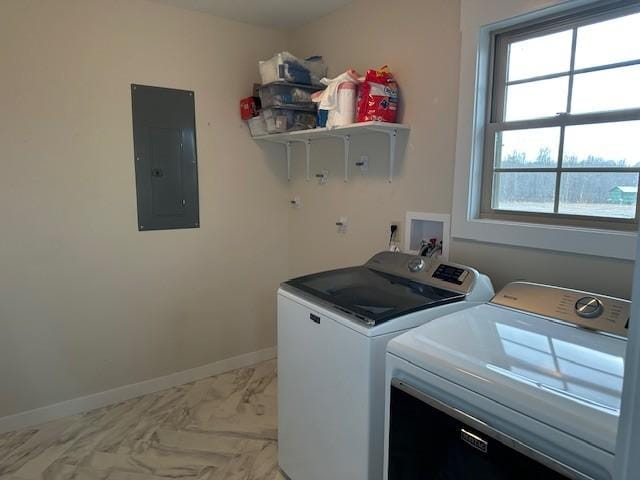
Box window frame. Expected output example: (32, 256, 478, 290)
(480, 1, 640, 232)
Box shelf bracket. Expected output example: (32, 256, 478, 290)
(367, 127, 398, 182)
(305, 139, 311, 181)
(255, 122, 407, 182)
(388, 129, 397, 183)
(285, 138, 312, 181)
(327, 134, 351, 182)
(285, 142, 292, 181)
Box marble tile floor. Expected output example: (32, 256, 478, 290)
(0, 360, 285, 480)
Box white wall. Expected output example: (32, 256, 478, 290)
(287, 0, 634, 298)
(0, 0, 288, 419)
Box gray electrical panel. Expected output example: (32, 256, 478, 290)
(131, 84, 200, 231)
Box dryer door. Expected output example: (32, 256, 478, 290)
(387, 380, 594, 480)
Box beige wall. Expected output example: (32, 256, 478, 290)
(287, 0, 634, 298)
(0, 0, 288, 418)
(287, 0, 462, 275)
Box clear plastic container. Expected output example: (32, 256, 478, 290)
(248, 114, 268, 137)
(262, 108, 317, 133)
(259, 52, 328, 86)
(259, 83, 322, 108)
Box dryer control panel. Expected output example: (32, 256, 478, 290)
(492, 282, 630, 338)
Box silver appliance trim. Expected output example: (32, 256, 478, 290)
(278, 284, 376, 326)
(279, 283, 465, 328)
(391, 379, 595, 480)
(491, 282, 630, 338)
(365, 251, 479, 295)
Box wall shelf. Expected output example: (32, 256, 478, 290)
(254, 121, 410, 182)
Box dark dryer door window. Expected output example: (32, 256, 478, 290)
(284, 267, 464, 325)
(131, 84, 199, 231)
(388, 382, 580, 480)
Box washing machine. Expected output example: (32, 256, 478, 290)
(384, 281, 629, 480)
(277, 251, 494, 480)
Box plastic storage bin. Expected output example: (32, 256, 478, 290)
(259, 83, 322, 109)
(248, 114, 268, 137)
(263, 108, 317, 134)
(259, 52, 328, 86)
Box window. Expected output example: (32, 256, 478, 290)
(482, 2, 640, 231)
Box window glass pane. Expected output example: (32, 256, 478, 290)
(575, 12, 640, 69)
(553, 339, 624, 375)
(505, 76, 568, 121)
(571, 65, 640, 114)
(563, 121, 640, 168)
(508, 30, 573, 82)
(559, 172, 638, 219)
(493, 172, 556, 213)
(497, 323, 552, 353)
(496, 127, 560, 168)
(557, 359, 623, 394)
(502, 341, 556, 370)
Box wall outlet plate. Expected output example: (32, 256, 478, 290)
(317, 169, 329, 185)
(390, 221, 402, 243)
(357, 155, 369, 172)
(337, 216, 348, 234)
(290, 195, 302, 208)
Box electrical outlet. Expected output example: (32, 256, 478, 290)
(356, 155, 369, 172)
(390, 221, 402, 243)
(316, 169, 329, 185)
(290, 195, 302, 208)
(336, 216, 348, 234)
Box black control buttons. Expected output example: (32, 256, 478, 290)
(433, 264, 466, 285)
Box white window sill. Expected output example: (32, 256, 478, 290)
(452, 216, 637, 260)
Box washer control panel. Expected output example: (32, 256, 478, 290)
(492, 282, 630, 338)
(365, 251, 478, 295)
(432, 264, 469, 286)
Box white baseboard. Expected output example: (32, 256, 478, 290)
(0, 346, 277, 435)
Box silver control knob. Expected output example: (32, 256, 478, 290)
(575, 296, 604, 319)
(408, 258, 425, 273)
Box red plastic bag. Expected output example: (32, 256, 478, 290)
(356, 66, 398, 123)
(240, 97, 260, 120)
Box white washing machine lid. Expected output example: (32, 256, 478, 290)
(282, 252, 488, 327)
(388, 303, 626, 454)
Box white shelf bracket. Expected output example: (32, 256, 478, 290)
(255, 122, 408, 182)
(343, 135, 351, 182)
(285, 141, 292, 181)
(328, 134, 351, 182)
(305, 139, 311, 181)
(285, 138, 312, 181)
(388, 129, 397, 183)
(367, 127, 398, 182)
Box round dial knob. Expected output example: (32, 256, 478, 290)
(408, 258, 425, 273)
(575, 296, 604, 319)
